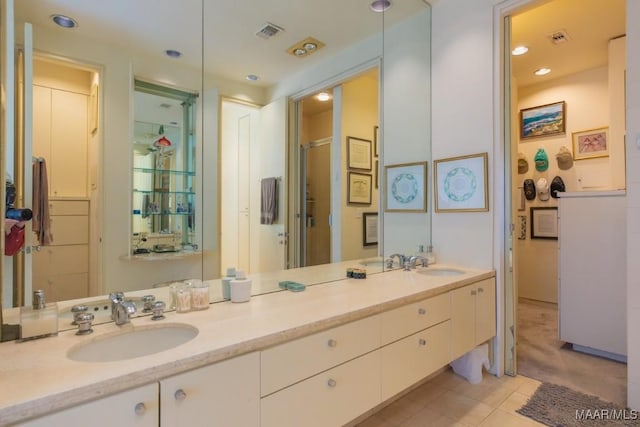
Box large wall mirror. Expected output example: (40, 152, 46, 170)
(1, 0, 432, 336)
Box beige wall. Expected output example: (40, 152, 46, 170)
(341, 74, 379, 261)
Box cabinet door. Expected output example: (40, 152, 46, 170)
(261, 350, 381, 427)
(17, 383, 158, 427)
(475, 279, 496, 345)
(160, 352, 259, 427)
(381, 320, 451, 400)
(50, 89, 88, 197)
(451, 284, 476, 360)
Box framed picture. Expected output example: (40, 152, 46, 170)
(384, 162, 427, 212)
(434, 152, 488, 213)
(572, 127, 609, 160)
(362, 212, 378, 246)
(519, 101, 565, 139)
(347, 136, 372, 170)
(375, 160, 379, 189)
(347, 172, 372, 205)
(530, 207, 558, 239)
(373, 125, 379, 158)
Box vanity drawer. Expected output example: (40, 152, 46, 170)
(381, 319, 451, 400)
(261, 314, 380, 396)
(380, 292, 450, 345)
(48, 199, 89, 216)
(261, 350, 380, 427)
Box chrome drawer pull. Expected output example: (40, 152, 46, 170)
(419, 338, 427, 346)
(471, 290, 477, 296)
(174, 389, 187, 401)
(327, 379, 337, 387)
(134, 402, 146, 415)
(478, 287, 484, 293)
(418, 308, 426, 315)
(327, 339, 337, 348)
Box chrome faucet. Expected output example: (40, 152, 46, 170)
(109, 292, 137, 325)
(388, 254, 406, 269)
(409, 255, 429, 268)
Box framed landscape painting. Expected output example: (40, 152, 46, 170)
(520, 101, 566, 139)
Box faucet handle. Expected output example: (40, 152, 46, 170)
(151, 301, 166, 321)
(71, 305, 88, 325)
(75, 313, 95, 335)
(142, 295, 156, 312)
(109, 292, 124, 303)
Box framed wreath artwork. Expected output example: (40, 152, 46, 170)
(434, 153, 488, 213)
(384, 162, 427, 212)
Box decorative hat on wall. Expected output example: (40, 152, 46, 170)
(534, 148, 549, 172)
(556, 146, 573, 170)
(536, 178, 550, 201)
(523, 179, 536, 200)
(550, 176, 566, 198)
(517, 152, 529, 174)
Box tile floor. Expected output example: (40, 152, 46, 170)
(355, 368, 546, 427)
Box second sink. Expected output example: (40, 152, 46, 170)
(67, 323, 198, 363)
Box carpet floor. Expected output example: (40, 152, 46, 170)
(516, 298, 627, 407)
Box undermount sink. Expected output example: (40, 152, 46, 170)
(416, 268, 466, 276)
(67, 323, 198, 363)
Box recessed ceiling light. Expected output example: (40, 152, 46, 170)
(245, 74, 260, 82)
(370, 0, 392, 12)
(534, 67, 551, 76)
(511, 46, 528, 56)
(316, 92, 331, 102)
(165, 49, 182, 59)
(303, 42, 317, 51)
(293, 48, 307, 56)
(51, 14, 78, 29)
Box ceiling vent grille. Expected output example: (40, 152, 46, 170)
(548, 30, 570, 44)
(256, 23, 284, 39)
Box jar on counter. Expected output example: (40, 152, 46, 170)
(175, 283, 192, 313)
(188, 279, 210, 310)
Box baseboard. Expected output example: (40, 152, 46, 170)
(571, 344, 627, 363)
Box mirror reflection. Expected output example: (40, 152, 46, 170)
(2, 0, 431, 336)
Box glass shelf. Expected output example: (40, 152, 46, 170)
(133, 189, 195, 195)
(133, 167, 195, 176)
(132, 211, 192, 216)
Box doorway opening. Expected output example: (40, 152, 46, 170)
(294, 67, 380, 269)
(504, 0, 627, 406)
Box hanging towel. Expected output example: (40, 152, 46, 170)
(260, 177, 278, 225)
(32, 159, 53, 245)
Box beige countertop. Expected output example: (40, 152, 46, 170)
(0, 264, 494, 426)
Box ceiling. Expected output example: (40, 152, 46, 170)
(14, 0, 428, 88)
(511, 0, 625, 88)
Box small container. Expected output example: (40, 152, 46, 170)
(221, 267, 236, 300)
(168, 281, 184, 310)
(230, 270, 251, 303)
(426, 245, 436, 265)
(19, 290, 58, 341)
(175, 283, 192, 313)
(188, 279, 210, 310)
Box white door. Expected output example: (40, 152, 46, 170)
(256, 97, 287, 272)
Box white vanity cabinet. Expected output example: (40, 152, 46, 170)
(160, 352, 260, 426)
(379, 292, 451, 400)
(451, 278, 496, 360)
(16, 383, 159, 427)
(260, 315, 381, 427)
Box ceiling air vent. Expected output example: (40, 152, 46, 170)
(256, 22, 285, 40)
(548, 30, 570, 45)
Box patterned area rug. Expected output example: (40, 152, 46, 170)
(517, 382, 639, 426)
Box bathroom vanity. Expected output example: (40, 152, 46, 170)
(0, 265, 495, 427)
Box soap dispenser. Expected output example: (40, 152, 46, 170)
(19, 290, 58, 341)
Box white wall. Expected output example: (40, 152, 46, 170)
(431, 0, 494, 268)
(626, 0, 640, 411)
(381, 10, 432, 257)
